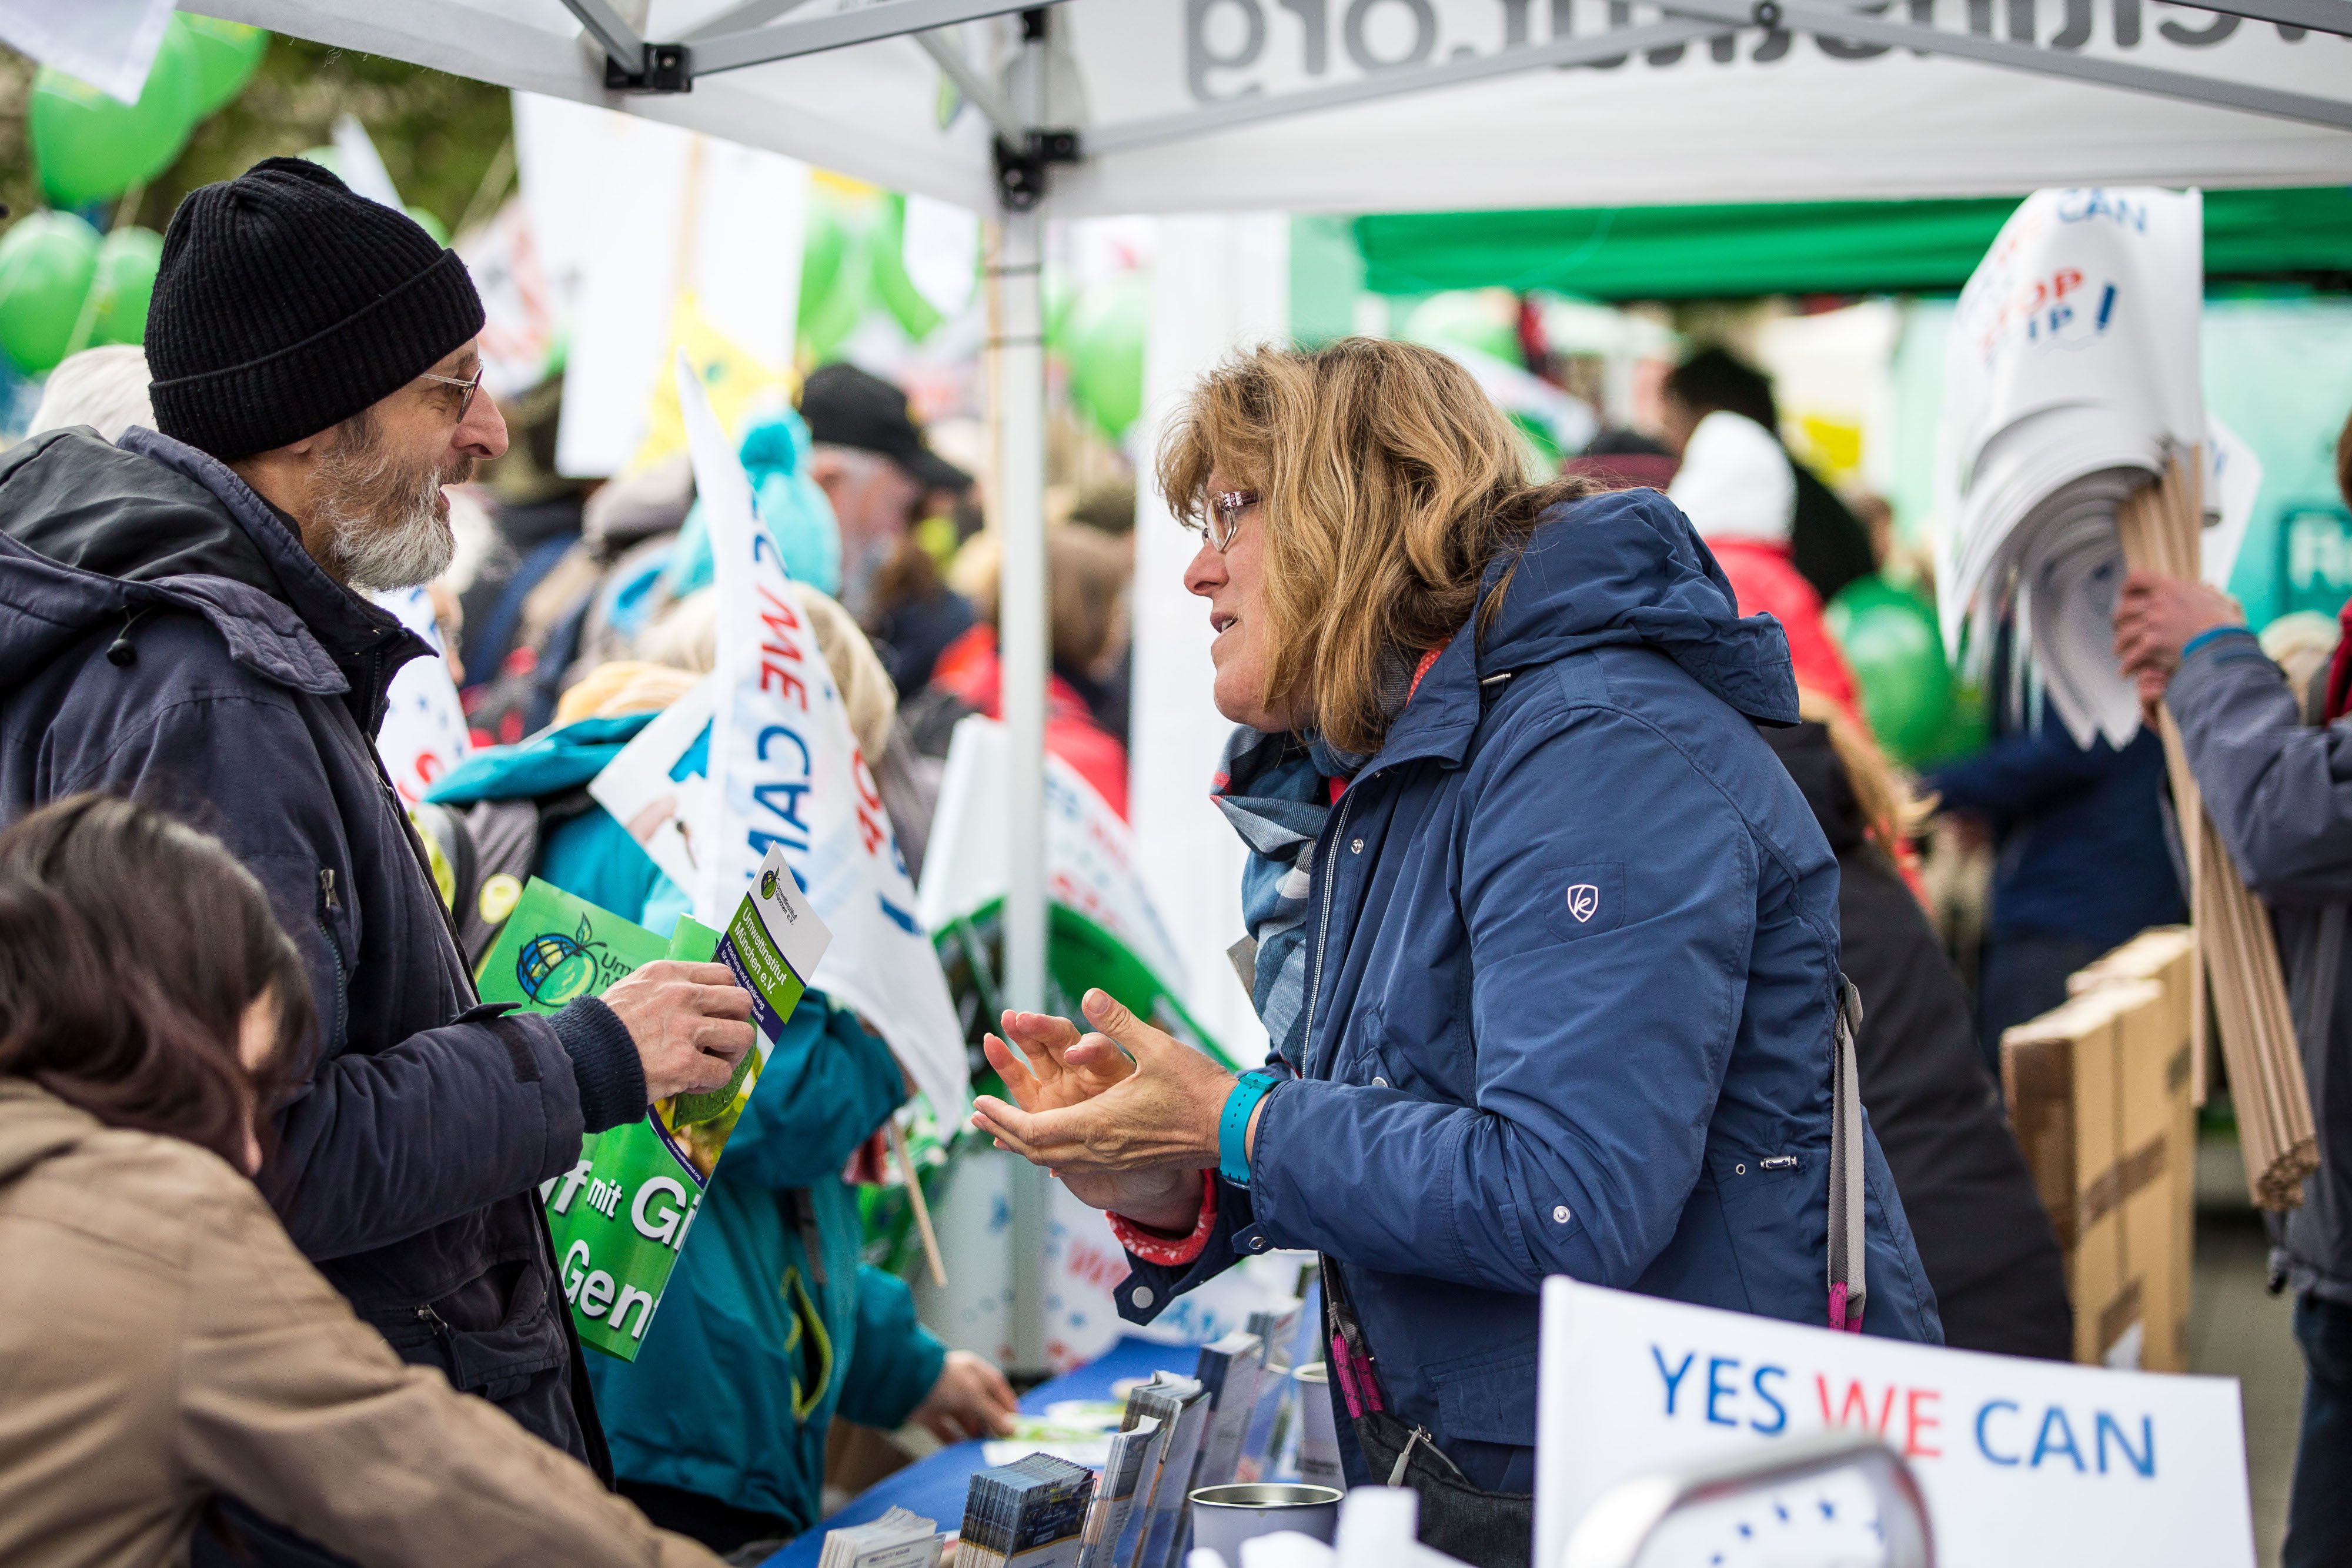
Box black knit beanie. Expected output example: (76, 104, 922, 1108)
(146, 156, 485, 462)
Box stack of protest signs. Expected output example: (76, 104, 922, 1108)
(1933, 186, 2256, 749)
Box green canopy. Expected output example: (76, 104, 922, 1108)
(1354, 186, 2352, 302)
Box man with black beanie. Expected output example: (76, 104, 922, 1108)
(0, 159, 756, 1562)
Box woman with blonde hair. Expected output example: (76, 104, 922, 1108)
(971, 340, 1940, 1565)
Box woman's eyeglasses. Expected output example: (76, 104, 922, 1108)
(416, 364, 485, 424)
(1183, 490, 1259, 552)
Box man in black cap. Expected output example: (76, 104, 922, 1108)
(800, 362, 974, 693)
(0, 158, 754, 1560)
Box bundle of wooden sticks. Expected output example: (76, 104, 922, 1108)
(2113, 447, 2318, 1210)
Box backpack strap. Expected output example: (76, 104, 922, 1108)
(1827, 975, 1869, 1333)
(452, 798, 545, 968)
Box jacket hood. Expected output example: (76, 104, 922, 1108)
(427, 712, 656, 806)
(0, 427, 285, 594)
(1483, 487, 1797, 717)
(1369, 487, 1798, 775)
(0, 1079, 99, 1188)
(0, 426, 422, 701)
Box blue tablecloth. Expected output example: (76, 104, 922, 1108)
(759, 1337, 1188, 1568)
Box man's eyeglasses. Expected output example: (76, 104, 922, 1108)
(1182, 489, 1259, 552)
(416, 365, 485, 424)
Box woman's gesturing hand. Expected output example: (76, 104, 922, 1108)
(973, 988, 1236, 1230)
(983, 1007, 1136, 1115)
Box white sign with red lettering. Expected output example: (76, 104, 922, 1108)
(680, 353, 966, 1124)
(1535, 1277, 2253, 1568)
(371, 583, 470, 805)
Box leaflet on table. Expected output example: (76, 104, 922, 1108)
(490, 849, 830, 1359)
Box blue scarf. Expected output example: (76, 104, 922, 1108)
(1212, 726, 1356, 1068)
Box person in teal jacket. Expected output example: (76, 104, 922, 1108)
(589, 993, 1012, 1555)
(428, 664, 1015, 1557)
(425, 697, 696, 938)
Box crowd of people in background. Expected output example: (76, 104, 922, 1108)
(4, 150, 2352, 1568)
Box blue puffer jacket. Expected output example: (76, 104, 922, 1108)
(1116, 489, 1941, 1493)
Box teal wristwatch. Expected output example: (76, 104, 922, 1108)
(1220, 1071, 1281, 1186)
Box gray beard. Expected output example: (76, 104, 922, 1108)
(312, 436, 459, 591)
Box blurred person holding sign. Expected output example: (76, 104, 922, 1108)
(2113, 409, 2352, 1568)
(973, 340, 1940, 1568)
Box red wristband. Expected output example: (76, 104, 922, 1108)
(1108, 1171, 1218, 1267)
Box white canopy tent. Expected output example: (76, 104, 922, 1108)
(190, 0, 2352, 1372)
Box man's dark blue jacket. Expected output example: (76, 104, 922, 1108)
(0, 427, 648, 1473)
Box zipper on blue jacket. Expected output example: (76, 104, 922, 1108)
(315, 867, 349, 1053)
(1299, 786, 1358, 1076)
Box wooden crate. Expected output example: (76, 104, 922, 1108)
(2003, 994, 2123, 1365)
(2071, 928, 2198, 1370)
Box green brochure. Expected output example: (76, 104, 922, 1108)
(482, 847, 832, 1359)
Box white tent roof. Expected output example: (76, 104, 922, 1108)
(212, 0, 2352, 217)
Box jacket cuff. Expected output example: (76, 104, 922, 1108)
(871, 1322, 949, 1431)
(2167, 626, 2271, 717)
(551, 997, 646, 1134)
(1108, 1172, 1218, 1266)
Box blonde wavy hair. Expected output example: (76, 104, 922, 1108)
(1796, 688, 1935, 851)
(1157, 339, 1593, 755)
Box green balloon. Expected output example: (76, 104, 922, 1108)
(87, 225, 164, 347)
(1402, 290, 1522, 368)
(1827, 576, 1955, 767)
(31, 17, 202, 209)
(797, 188, 874, 362)
(870, 195, 943, 343)
(180, 15, 270, 117)
(1063, 273, 1149, 442)
(0, 212, 102, 376)
(406, 206, 451, 247)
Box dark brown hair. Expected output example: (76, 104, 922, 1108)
(0, 795, 313, 1170)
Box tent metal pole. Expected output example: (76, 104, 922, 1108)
(1660, 0, 2352, 129)
(680, 0, 817, 44)
(690, 0, 1055, 75)
(995, 11, 1053, 1380)
(2187, 0, 2352, 37)
(1085, 18, 1722, 155)
(554, 0, 646, 75)
(916, 27, 1022, 141)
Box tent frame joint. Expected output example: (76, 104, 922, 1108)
(603, 41, 693, 93)
(995, 128, 1081, 210)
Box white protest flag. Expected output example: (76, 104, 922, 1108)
(1933, 188, 2212, 749)
(1534, 1278, 2254, 1568)
(372, 584, 472, 805)
(919, 713, 1190, 1001)
(676, 352, 967, 1122)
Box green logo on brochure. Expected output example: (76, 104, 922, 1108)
(516, 915, 614, 1005)
(760, 868, 779, 901)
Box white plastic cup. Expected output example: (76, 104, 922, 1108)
(1332, 1486, 1419, 1568)
(1292, 1363, 1344, 1490)
(1188, 1483, 1345, 1562)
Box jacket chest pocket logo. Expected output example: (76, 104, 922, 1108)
(1565, 884, 1600, 923)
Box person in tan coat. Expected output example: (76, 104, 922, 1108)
(0, 795, 728, 1568)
